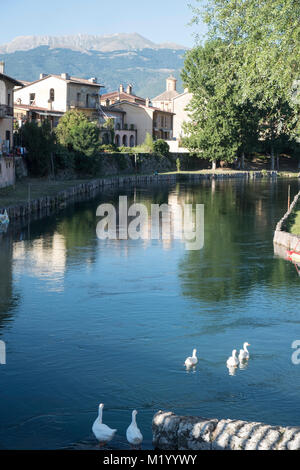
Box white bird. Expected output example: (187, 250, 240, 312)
(227, 350, 239, 368)
(92, 403, 117, 447)
(239, 343, 251, 362)
(126, 410, 143, 449)
(185, 349, 198, 368)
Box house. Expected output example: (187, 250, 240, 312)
(0, 61, 21, 154)
(109, 99, 174, 146)
(14, 73, 104, 126)
(100, 84, 146, 107)
(152, 77, 193, 152)
(98, 104, 137, 147)
(152, 76, 179, 112)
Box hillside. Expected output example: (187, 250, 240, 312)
(2, 46, 187, 98)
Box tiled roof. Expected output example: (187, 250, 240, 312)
(152, 90, 179, 102)
(101, 91, 146, 103)
(14, 103, 64, 114)
(110, 100, 174, 115)
(16, 74, 104, 89)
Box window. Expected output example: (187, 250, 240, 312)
(49, 89, 55, 102)
(29, 93, 36, 105)
(86, 94, 89, 108)
(7, 93, 11, 106)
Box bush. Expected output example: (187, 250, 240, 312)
(153, 139, 170, 157)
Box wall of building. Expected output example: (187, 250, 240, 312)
(14, 77, 67, 112)
(173, 91, 192, 140)
(0, 157, 15, 188)
(117, 103, 154, 145)
(0, 77, 14, 151)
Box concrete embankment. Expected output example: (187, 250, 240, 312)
(273, 190, 300, 251)
(152, 411, 300, 450)
(2, 170, 279, 221)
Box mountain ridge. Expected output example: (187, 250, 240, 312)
(0, 33, 187, 54)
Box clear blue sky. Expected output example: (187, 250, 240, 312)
(1, 0, 206, 47)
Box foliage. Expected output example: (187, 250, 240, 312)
(19, 120, 56, 176)
(153, 139, 170, 157)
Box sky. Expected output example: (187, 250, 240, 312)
(0, 0, 206, 47)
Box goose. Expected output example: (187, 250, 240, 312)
(126, 410, 143, 449)
(185, 349, 198, 368)
(239, 343, 250, 362)
(226, 350, 239, 368)
(92, 403, 117, 447)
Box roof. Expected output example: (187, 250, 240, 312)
(101, 91, 146, 104)
(110, 100, 174, 115)
(0, 73, 22, 87)
(14, 103, 64, 114)
(16, 74, 104, 90)
(99, 105, 126, 114)
(152, 90, 180, 102)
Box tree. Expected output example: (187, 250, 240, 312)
(181, 40, 260, 167)
(56, 110, 100, 156)
(20, 120, 56, 176)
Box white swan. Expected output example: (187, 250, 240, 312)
(226, 350, 239, 368)
(126, 410, 143, 449)
(92, 403, 117, 447)
(239, 343, 250, 362)
(185, 349, 198, 368)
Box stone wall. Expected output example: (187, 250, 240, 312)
(0, 156, 15, 188)
(153, 411, 300, 450)
(273, 190, 300, 251)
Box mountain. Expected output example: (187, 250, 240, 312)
(1, 45, 187, 98)
(0, 33, 186, 54)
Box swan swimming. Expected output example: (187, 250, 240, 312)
(126, 410, 143, 449)
(185, 349, 198, 368)
(226, 350, 239, 368)
(92, 403, 117, 447)
(239, 343, 250, 362)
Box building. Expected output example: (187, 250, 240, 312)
(14, 103, 64, 129)
(100, 84, 146, 107)
(14, 73, 104, 125)
(172, 89, 193, 149)
(98, 105, 137, 147)
(0, 61, 21, 154)
(152, 76, 179, 112)
(110, 99, 174, 146)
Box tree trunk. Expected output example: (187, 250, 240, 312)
(271, 145, 275, 171)
(212, 159, 217, 171)
(276, 154, 280, 171)
(241, 152, 245, 170)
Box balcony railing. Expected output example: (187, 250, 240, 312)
(0, 105, 13, 118)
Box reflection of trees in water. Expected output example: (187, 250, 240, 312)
(0, 235, 20, 332)
(179, 179, 300, 304)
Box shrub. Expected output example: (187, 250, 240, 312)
(20, 120, 55, 176)
(153, 139, 170, 157)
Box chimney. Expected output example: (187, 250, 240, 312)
(126, 84, 133, 95)
(40, 73, 47, 80)
(146, 97, 150, 107)
(166, 75, 177, 92)
(61, 73, 70, 80)
(89, 77, 97, 83)
(119, 84, 124, 93)
(0, 61, 5, 74)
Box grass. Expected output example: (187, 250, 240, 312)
(0, 178, 93, 209)
(289, 209, 300, 236)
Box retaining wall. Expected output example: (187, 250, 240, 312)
(153, 411, 300, 450)
(273, 190, 300, 251)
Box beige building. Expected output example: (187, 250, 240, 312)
(172, 89, 193, 142)
(14, 73, 104, 124)
(0, 61, 21, 154)
(100, 84, 146, 107)
(110, 99, 173, 146)
(152, 76, 179, 112)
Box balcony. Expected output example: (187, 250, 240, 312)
(0, 104, 13, 118)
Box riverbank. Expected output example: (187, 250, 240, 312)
(273, 189, 300, 252)
(0, 169, 298, 220)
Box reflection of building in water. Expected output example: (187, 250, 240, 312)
(13, 233, 66, 289)
(0, 235, 18, 328)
